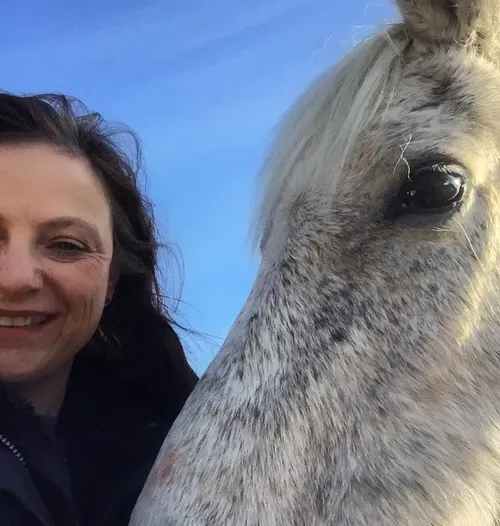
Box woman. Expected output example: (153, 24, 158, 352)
(0, 92, 198, 525)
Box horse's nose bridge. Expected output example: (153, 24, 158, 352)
(309, 282, 356, 343)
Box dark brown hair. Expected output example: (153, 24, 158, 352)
(0, 92, 197, 413)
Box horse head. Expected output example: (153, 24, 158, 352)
(131, 1, 500, 524)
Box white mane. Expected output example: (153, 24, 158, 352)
(253, 24, 410, 250)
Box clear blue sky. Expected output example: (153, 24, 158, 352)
(1, 0, 398, 374)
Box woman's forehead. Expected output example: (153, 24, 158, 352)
(0, 142, 112, 232)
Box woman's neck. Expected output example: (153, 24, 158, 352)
(5, 366, 72, 417)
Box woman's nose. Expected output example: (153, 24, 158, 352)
(0, 241, 43, 297)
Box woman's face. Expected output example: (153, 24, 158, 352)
(0, 142, 114, 391)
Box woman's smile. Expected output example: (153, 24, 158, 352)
(0, 311, 59, 343)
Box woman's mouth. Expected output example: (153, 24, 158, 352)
(0, 315, 49, 328)
(0, 313, 57, 344)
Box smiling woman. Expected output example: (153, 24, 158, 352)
(0, 93, 197, 526)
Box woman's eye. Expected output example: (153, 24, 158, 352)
(49, 240, 88, 254)
(385, 162, 467, 220)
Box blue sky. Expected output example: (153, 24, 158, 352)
(1, 0, 398, 374)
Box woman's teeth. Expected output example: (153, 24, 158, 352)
(0, 315, 48, 328)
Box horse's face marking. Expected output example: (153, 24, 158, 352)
(155, 451, 181, 484)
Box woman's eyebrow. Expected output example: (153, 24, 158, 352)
(42, 216, 103, 243)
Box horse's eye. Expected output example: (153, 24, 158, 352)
(386, 163, 467, 219)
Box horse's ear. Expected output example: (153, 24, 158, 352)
(396, 0, 500, 55)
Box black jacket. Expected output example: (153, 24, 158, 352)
(0, 348, 192, 526)
(0, 386, 77, 526)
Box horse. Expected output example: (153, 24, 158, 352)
(129, 1, 500, 524)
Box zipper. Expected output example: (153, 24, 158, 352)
(0, 432, 26, 466)
(0, 432, 79, 525)
(27, 460, 80, 526)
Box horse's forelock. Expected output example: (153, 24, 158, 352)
(252, 25, 409, 254)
